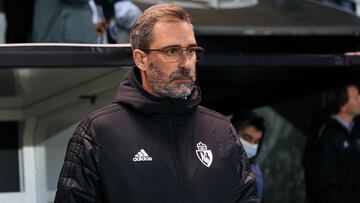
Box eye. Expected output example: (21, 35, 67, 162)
(187, 48, 195, 55)
(243, 134, 253, 142)
(164, 48, 179, 56)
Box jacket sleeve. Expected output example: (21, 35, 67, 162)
(231, 126, 260, 203)
(54, 119, 103, 203)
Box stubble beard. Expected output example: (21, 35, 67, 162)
(146, 61, 196, 98)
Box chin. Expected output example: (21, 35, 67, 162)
(170, 88, 192, 98)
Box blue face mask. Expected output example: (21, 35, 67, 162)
(239, 137, 259, 159)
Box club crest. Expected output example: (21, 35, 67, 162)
(196, 142, 213, 167)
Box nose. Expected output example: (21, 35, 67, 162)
(178, 50, 193, 68)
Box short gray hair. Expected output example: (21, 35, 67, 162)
(130, 3, 192, 50)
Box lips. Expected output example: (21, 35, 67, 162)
(174, 77, 193, 83)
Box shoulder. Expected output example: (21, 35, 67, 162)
(87, 103, 124, 121)
(320, 118, 346, 138)
(196, 105, 235, 132)
(75, 103, 125, 135)
(70, 103, 127, 147)
(317, 119, 347, 149)
(195, 106, 237, 142)
(196, 105, 231, 124)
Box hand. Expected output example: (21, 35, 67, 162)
(95, 21, 108, 36)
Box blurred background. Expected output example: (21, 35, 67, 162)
(0, 0, 359, 202)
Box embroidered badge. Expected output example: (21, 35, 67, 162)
(196, 142, 213, 167)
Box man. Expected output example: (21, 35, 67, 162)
(54, 3, 258, 203)
(232, 113, 266, 203)
(309, 85, 360, 203)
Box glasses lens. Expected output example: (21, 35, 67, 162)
(159, 47, 204, 62)
(163, 48, 180, 62)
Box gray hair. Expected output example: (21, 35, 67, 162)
(130, 3, 192, 50)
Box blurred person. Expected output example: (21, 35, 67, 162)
(33, 0, 97, 43)
(306, 85, 360, 203)
(97, 0, 141, 43)
(109, 0, 141, 43)
(232, 112, 266, 203)
(54, 3, 258, 203)
(89, 0, 108, 43)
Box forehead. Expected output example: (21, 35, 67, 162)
(241, 126, 263, 139)
(150, 21, 196, 48)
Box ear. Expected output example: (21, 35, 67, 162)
(133, 49, 148, 71)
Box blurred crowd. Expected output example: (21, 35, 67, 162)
(0, 0, 359, 44)
(0, 0, 141, 44)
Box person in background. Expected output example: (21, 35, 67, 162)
(33, 0, 97, 43)
(111, 0, 141, 43)
(306, 85, 360, 203)
(89, 0, 108, 43)
(97, 0, 141, 43)
(54, 3, 258, 203)
(232, 112, 266, 203)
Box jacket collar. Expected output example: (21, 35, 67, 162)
(113, 67, 201, 116)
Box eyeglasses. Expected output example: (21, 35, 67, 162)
(143, 46, 204, 62)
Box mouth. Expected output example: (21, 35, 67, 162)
(173, 77, 193, 83)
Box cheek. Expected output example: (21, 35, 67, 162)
(150, 58, 171, 75)
(191, 64, 196, 72)
(189, 65, 197, 76)
(350, 102, 360, 111)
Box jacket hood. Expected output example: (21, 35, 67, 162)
(113, 67, 201, 116)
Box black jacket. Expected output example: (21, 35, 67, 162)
(54, 68, 258, 203)
(311, 117, 360, 203)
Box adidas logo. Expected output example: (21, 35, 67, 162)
(133, 149, 153, 162)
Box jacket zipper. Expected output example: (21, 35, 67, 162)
(168, 100, 187, 203)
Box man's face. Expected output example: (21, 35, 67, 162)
(239, 125, 263, 145)
(141, 21, 197, 98)
(344, 85, 360, 117)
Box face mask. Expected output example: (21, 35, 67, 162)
(239, 137, 259, 158)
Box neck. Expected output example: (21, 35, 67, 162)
(335, 112, 354, 123)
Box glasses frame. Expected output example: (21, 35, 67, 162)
(142, 46, 205, 62)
